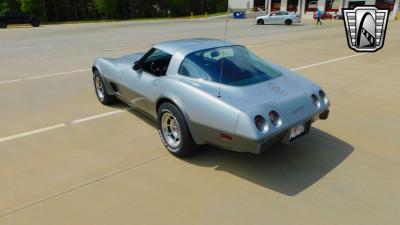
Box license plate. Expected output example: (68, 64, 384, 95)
(290, 124, 305, 139)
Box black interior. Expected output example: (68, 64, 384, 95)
(139, 48, 172, 76)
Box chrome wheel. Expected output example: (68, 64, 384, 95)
(95, 76, 105, 101)
(161, 111, 181, 149)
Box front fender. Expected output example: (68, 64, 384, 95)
(92, 58, 118, 95)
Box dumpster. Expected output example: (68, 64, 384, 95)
(233, 11, 246, 19)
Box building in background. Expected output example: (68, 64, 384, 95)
(229, 0, 400, 19)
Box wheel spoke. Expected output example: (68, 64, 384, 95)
(95, 76, 104, 101)
(161, 112, 181, 149)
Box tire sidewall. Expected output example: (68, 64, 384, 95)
(158, 108, 182, 153)
(257, 19, 264, 25)
(31, 20, 40, 27)
(285, 19, 292, 25)
(93, 71, 104, 103)
(93, 70, 115, 105)
(157, 103, 196, 157)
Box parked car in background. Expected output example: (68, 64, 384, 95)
(313, 12, 333, 20)
(0, 11, 40, 28)
(333, 11, 343, 20)
(256, 11, 301, 25)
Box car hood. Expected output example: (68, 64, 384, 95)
(120, 52, 145, 61)
(113, 52, 145, 66)
(256, 15, 268, 19)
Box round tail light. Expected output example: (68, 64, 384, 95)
(269, 111, 282, 127)
(319, 90, 329, 104)
(311, 94, 321, 108)
(254, 115, 268, 132)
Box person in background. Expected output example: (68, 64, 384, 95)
(316, 8, 322, 25)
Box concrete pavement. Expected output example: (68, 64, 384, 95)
(0, 19, 399, 225)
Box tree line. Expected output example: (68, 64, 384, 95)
(0, 0, 227, 22)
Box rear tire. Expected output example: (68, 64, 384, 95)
(0, 22, 7, 28)
(93, 70, 117, 105)
(31, 20, 40, 27)
(285, 19, 293, 25)
(158, 103, 198, 157)
(257, 19, 264, 25)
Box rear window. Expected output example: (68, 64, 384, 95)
(178, 46, 282, 86)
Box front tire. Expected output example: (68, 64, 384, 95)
(285, 19, 293, 25)
(0, 22, 7, 28)
(158, 103, 198, 157)
(93, 70, 116, 105)
(257, 19, 264, 25)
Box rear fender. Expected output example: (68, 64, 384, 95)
(156, 86, 241, 145)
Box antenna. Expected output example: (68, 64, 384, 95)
(217, 4, 230, 98)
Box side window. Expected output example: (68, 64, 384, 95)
(141, 48, 172, 76)
(5, 12, 16, 18)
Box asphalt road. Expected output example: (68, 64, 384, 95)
(0, 18, 399, 225)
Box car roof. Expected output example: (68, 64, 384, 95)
(153, 38, 235, 55)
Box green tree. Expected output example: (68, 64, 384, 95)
(94, 0, 117, 18)
(19, 0, 46, 18)
(0, 0, 20, 15)
(0, 0, 227, 21)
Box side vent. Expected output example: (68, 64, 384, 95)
(110, 82, 119, 93)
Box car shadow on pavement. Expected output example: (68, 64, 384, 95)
(126, 108, 353, 196)
(108, 101, 129, 110)
(183, 128, 353, 196)
(127, 108, 158, 129)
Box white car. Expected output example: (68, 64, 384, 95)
(256, 11, 301, 25)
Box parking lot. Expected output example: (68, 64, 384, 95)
(0, 18, 399, 225)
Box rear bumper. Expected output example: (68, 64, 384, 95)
(219, 109, 330, 154)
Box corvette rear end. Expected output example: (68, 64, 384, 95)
(190, 67, 330, 154)
(219, 88, 330, 154)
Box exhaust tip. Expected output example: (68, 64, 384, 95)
(319, 110, 330, 120)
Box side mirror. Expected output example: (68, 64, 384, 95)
(133, 61, 141, 71)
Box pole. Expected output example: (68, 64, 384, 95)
(217, 5, 230, 98)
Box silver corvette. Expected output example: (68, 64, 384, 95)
(92, 38, 330, 157)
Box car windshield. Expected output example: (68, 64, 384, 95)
(178, 46, 282, 86)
